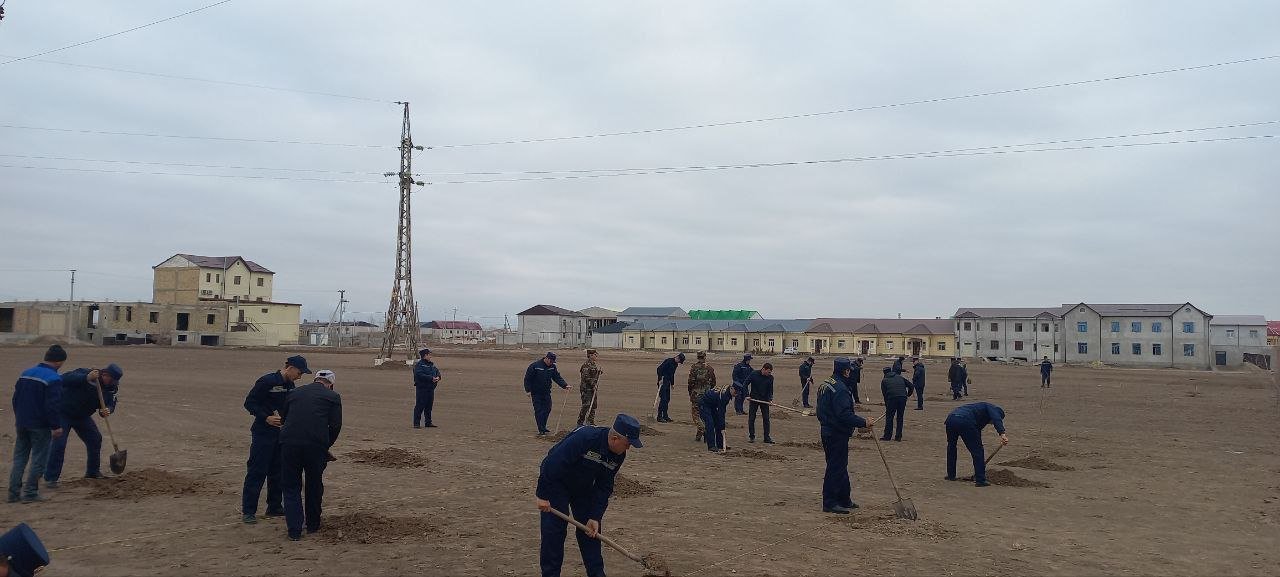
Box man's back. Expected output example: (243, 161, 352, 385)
(280, 383, 342, 447)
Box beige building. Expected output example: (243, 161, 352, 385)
(152, 254, 300, 346)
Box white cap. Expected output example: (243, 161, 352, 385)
(315, 369, 337, 385)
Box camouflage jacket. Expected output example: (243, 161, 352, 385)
(687, 361, 717, 394)
(579, 360, 602, 388)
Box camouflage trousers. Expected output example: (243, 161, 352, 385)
(689, 389, 706, 435)
(577, 385, 598, 426)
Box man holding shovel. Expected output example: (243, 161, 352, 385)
(577, 350, 603, 428)
(686, 351, 716, 441)
(944, 401, 1009, 487)
(536, 413, 643, 577)
(745, 362, 776, 444)
(654, 353, 684, 423)
(731, 354, 753, 415)
(241, 355, 309, 524)
(816, 357, 871, 514)
(44, 364, 122, 486)
(525, 352, 570, 436)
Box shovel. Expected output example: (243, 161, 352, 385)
(747, 397, 813, 416)
(869, 430, 917, 520)
(94, 378, 127, 474)
(984, 443, 1004, 466)
(546, 507, 669, 576)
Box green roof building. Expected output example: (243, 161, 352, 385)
(687, 309, 763, 320)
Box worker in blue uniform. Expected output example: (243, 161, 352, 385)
(241, 355, 309, 524)
(279, 369, 342, 541)
(699, 384, 735, 452)
(911, 357, 926, 410)
(0, 523, 51, 577)
(730, 354, 753, 415)
(44, 363, 123, 486)
(849, 357, 864, 404)
(654, 353, 685, 422)
(798, 357, 814, 408)
(8, 345, 65, 504)
(948, 358, 968, 400)
(944, 402, 1009, 487)
(879, 366, 912, 441)
(816, 357, 870, 514)
(536, 413, 643, 577)
(412, 348, 441, 428)
(1039, 356, 1053, 388)
(745, 363, 776, 444)
(525, 352, 570, 436)
(891, 355, 906, 375)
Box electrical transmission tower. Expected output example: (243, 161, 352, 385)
(377, 102, 425, 365)
(325, 289, 348, 348)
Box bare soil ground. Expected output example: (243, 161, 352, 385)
(1, 346, 1277, 576)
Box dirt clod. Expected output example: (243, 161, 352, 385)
(613, 474, 656, 498)
(641, 552, 672, 576)
(537, 431, 572, 442)
(779, 441, 824, 451)
(723, 449, 788, 461)
(829, 510, 956, 540)
(638, 424, 665, 436)
(314, 512, 438, 544)
(77, 468, 208, 500)
(346, 447, 428, 468)
(962, 468, 1051, 487)
(998, 455, 1075, 471)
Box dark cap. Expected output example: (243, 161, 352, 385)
(806, 356, 815, 362)
(44, 344, 67, 363)
(419, 348, 431, 357)
(103, 363, 124, 381)
(586, 349, 598, 355)
(883, 367, 894, 374)
(545, 351, 557, 361)
(612, 413, 643, 448)
(286, 355, 312, 374)
(0, 523, 50, 577)
(743, 354, 753, 361)
(834, 356, 852, 374)
(676, 353, 686, 362)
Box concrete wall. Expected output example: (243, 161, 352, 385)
(1060, 305, 1210, 368)
(230, 302, 300, 346)
(1210, 323, 1269, 368)
(153, 268, 201, 305)
(518, 315, 586, 347)
(590, 332, 622, 349)
(959, 317, 1062, 361)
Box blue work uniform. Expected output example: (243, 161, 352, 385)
(891, 357, 905, 375)
(816, 362, 867, 511)
(849, 363, 863, 403)
(911, 363, 926, 410)
(242, 371, 295, 516)
(699, 388, 733, 451)
(45, 368, 117, 483)
(1040, 360, 1053, 387)
(798, 360, 814, 408)
(536, 426, 624, 577)
(945, 402, 1006, 485)
(731, 361, 753, 414)
(525, 360, 568, 434)
(279, 380, 342, 539)
(413, 359, 441, 427)
(948, 363, 968, 400)
(879, 370, 912, 441)
(655, 357, 679, 421)
(745, 370, 775, 442)
(8, 363, 62, 502)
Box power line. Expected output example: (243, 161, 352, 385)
(0, 163, 389, 183)
(425, 54, 1280, 149)
(0, 152, 388, 175)
(0, 123, 392, 148)
(0, 0, 235, 67)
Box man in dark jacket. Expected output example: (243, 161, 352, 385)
(412, 348, 441, 428)
(654, 353, 685, 423)
(241, 355, 309, 524)
(699, 384, 735, 452)
(1039, 356, 1053, 388)
(745, 363, 776, 444)
(911, 357, 926, 410)
(849, 357, 864, 404)
(536, 413, 642, 577)
(44, 363, 122, 486)
(798, 357, 815, 408)
(892, 355, 906, 375)
(879, 366, 913, 441)
(816, 357, 869, 514)
(948, 358, 968, 400)
(525, 352, 570, 436)
(8, 345, 65, 504)
(730, 354, 753, 415)
(279, 369, 342, 541)
(945, 402, 1009, 487)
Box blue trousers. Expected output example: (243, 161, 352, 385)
(242, 427, 283, 515)
(914, 384, 925, 409)
(951, 382, 964, 400)
(8, 427, 52, 501)
(540, 491, 605, 577)
(1041, 372, 1051, 386)
(881, 397, 907, 440)
(732, 383, 746, 413)
(281, 443, 328, 536)
(946, 417, 986, 483)
(657, 379, 672, 419)
(699, 405, 726, 450)
(820, 432, 852, 509)
(45, 414, 103, 482)
(532, 391, 553, 433)
(413, 386, 436, 427)
(800, 378, 812, 407)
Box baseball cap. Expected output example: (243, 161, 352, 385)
(545, 351, 557, 361)
(103, 363, 124, 381)
(286, 355, 312, 374)
(0, 523, 50, 577)
(315, 369, 337, 385)
(419, 348, 431, 357)
(612, 414, 644, 448)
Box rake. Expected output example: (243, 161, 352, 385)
(869, 431, 917, 520)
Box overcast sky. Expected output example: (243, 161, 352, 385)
(2, 1, 1277, 325)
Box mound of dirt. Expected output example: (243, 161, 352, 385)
(315, 512, 438, 544)
(641, 552, 672, 576)
(346, 447, 428, 468)
(537, 431, 572, 442)
(77, 469, 208, 500)
(961, 468, 1050, 487)
(638, 424, 665, 436)
(998, 456, 1074, 471)
(723, 449, 788, 461)
(779, 441, 824, 451)
(770, 410, 792, 420)
(829, 510, 956, 541)
(613, 474, 656, 498)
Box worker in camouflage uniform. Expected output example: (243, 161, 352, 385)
(576, 349, 604, 427)
(687, 351, 717, 442)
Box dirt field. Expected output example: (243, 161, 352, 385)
(1, 346, 1277, 576)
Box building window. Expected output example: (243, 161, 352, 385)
(1014, 323, 1023, 332)
(1249, 329, 1259, 339)
(1226, 329, 1235, 339)
(886, 341, 894, 350)
(1110, 321, 1120, 333)
(1054, 344, 1059, 352)
(256, 297, 263, 302)
(628, 336, 635, 343)
(125, 307, 132, 322)
(1183, 344, 1195, 356)
(837, 339, 846, 348)
(963, 322, 971, 331)
(1078, 342, 1088, 354)
(1131, 322, 1142, 333)
(1077, 322, 1088, 333)
(1111, 343, 1120, 355)
(206, 314, 215, 325)
(216, 274, 220, 282)
(1153, 344, 1162, 355)
(791, 339, 799, 347)
(695, 337, 702, 345)
(1014, 341, 1024, 351)
(661, 337, 667, 344)
(682, 337, 690, 345)
(1152, 322, 1163, 333)
(990, 323, 999, 332)
(753, 339, 761, 346)
(177, 334, 188, 342)
(261, 308, 269, 314)
(956, 322, 961, 331)
(938, 342, 947, 351)
(205, 272, 211, 282)
(1132, 343, 1142, 355)
(1182, 322, 1195, 333)
(717, 338, 724, 346)
(731, 338, 738, 346)
(256, 277, 264, 287)
(767, 339, 776, 347)
(234, 276, 242, 285)
(1041, 323, 1050, 332)
(113, 306, 121, 321)
(990, 340, 1000, 350)
(149, 311, 159, 323)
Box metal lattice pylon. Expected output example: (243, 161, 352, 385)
(378, 102, 424, 364)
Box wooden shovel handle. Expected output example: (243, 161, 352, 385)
(984, 443, 1003, 465)
(91, 377, 120, 450)
(746, 397, 809, 414)
(547, 507, 642, 562)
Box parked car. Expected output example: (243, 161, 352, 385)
(782, 347, 799, 355)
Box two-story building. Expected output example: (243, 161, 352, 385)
(152, 254, 300, 346)
(422, 320, 484, 343)
(953, 307, 1066, 361)
(1209, 315, 1270, 369)
(1058, 303, 1212, 369)
(516, 304, 587, 347)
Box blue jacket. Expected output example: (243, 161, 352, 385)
(524, 360, 568, 395)
(948, 364, 968, 386)
(414, 360, 441, 389)
(947, 402, 1006, 434)
(891, 358, 905, 374)
(57, 368, 118, 420)
(12, 363, 63, 430)
(911, 363, 926, 387)
(1040, 360, 1053, 375)
(700, 387, 733, 418)
(798, 361, 813, 380)
(816, 375, 867, 437)
(244, 371, 295, 432)
(745, 370, 774, 401)
(536, 426, 624, 521)
(656, 358, 679, 384)
(880, 373, 912, 400)
(279, 381, 342, 448)
(731, 362, 752, 386)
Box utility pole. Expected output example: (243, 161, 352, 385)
(452, 307, 458, 322)
(66, 269, 76, 338)
(377, 101, 425, 365)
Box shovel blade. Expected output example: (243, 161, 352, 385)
(893, 498, 918, 520)
(109, 449, 128, 474)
